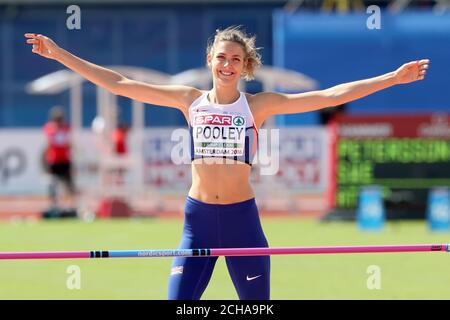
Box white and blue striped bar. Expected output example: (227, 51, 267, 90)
(90, 249, 212, 258)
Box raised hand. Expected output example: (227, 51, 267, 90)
(24, 33, 61, 60)
(394, 59, 430, 84)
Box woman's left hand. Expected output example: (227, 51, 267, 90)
(394, 59, 430, 84)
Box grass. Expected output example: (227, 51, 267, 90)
(0, 217, 449, 300)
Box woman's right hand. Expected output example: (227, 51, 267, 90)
(24, 33, 61, 60)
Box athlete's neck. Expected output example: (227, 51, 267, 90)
(208, 87, 240, 105)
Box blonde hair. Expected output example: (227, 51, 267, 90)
(206, 26, 262, 81)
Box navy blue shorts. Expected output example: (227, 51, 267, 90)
(168, 196, 270, 300)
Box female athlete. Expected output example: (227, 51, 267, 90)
(25, 26, 429, 300)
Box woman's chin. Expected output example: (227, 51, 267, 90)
(216, 77, 238, 87)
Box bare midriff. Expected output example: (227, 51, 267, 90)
(188, 158, 255, 204)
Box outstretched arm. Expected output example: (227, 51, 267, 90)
(24, 33, 199, 111)
(252, 59, 430, 119)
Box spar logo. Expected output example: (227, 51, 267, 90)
(233, 116, 245, 126)
(195, 114, 232, 126)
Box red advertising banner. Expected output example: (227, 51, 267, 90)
(336, 113, 450, 139)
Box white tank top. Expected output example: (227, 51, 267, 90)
(188, 91, 258, 165)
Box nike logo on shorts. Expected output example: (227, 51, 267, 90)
(246, 275, 262, 281)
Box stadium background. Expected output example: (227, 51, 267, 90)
(1, 1, 449, 128)
(0, 0, 449, 300)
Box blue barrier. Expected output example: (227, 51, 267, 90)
(427, 187, 450, 232)
(357, 186, 385, 231)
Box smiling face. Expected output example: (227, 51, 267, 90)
(207, 40, 246, 88)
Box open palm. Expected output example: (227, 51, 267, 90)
(394, 59, 430, 84)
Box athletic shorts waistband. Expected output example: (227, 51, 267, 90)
(186, 196, 256, 210)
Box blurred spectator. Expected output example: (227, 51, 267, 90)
(95, 118, 132, 218)
(42, 106, 77, 211)
(112, 121, 129, 156)
(110, 120, 130, 185)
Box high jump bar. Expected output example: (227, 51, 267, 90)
(0, 244, 449, 260)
